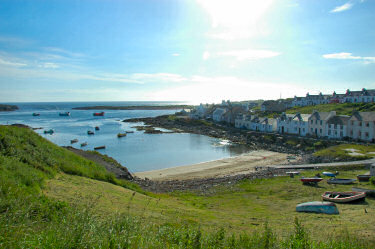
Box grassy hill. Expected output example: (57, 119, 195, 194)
(287, 102, 375, 115)
(1, 125, 374, 248)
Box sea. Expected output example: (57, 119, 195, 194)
(0, 102, 251, 173)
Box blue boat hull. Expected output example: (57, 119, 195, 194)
(296, 201, 339, 214)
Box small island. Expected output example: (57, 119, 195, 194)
(0, 104, 18, 112)
(72, 105, 193, 110)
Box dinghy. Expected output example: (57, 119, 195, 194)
(322, 191, 366, 203)
(94, 146, 106, 150)
(327, 178, 356, 185)
(296, 201, 339, 214)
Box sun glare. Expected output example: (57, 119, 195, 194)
(197, 0, 274, 28)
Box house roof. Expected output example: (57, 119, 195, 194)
(326, 115, 350, 125)
(292, 113, 311, 122)
(350, 112, 375, 121)
(309, 111, 336, 121)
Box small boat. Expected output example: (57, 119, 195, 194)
(32, 113, 40, 116)
(94, 146, 106, 150)
(357, 175, 371, 182)
(322, 191, 366, 203)
(70, 139, 78, 144)
(44, 129, 54, 134)
(126, 131, 134, 133)
(95, 126, 100, 131)
(322, 172, 337, 177)
(327, 178, 356, 185)
(59, 112, 71, 116)
(286, 171, 300, 178)
(117, 133, 127, 138)
(352, 187, 375, 197)
(80, 142, 88, 147)
(300, 177, 323, 185)
(296, 201, 339, 215)
(93, 112, 104, 116)
(87, 131, 95, 135)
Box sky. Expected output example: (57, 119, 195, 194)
(0, 0, 374, 103)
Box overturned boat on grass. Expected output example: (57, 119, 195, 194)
(296, 201, 339, 214)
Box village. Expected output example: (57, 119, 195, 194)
(189, 88, 375, 143)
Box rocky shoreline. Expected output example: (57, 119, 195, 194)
(72, 105, 193, 110)
(0, 104, 18, 112)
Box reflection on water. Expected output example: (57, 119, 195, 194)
(0, 102, 252, 172)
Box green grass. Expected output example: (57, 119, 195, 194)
(1, 125, 374, 248)
(314, 144, 375, 160)
(286, 102, 375, 115)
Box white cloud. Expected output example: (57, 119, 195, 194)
(323, 52, 375, 63)
(330, 2, 353, 13)
(0, 57, 27, 67)
(203, 51, 210, 60)
(40, 62, 60, 69)
(216, 49, 280, 60)
(172, 53, 180, 56)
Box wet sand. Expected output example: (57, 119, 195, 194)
(134, 150, 294, 181)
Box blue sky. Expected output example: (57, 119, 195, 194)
(0, 0, 374, 103)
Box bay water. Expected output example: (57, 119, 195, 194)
(0, 102, 250, 173)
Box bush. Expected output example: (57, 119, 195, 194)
(370, 177, 375, 185)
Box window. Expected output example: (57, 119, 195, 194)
(340, 131, 343, 137)
(320, 120, 323, 125)
(311, 128, 313, 132)
(320, 129, 322, 134)
(366, 132, 369, 137)
(359, 122, 362, 126)
(366, 122, 369, 127)
(359, 131, 362, 137)
(311, 120, 313, 124)
(315, 120, 318, 125)
(351, 121, 354, 125)
(328, 130, 331, 135)
(350, 130, 353, 135)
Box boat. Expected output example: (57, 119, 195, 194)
(322, 172, 337, 177)
(322, 191, 366, 203)
(93, 112, 104, 116)
(357, 175, 371, 182)
(300, 177, 323, 185)
(32, 113, 40, 116)
(296, 201, 339, 215)
(94, 146, 106, 150)
(87, 131, 94, 135)
(352, 187, 375, 197)
(286, 171, 300, 178)
(70, 139, 78, 144)
(44, 129, 54, 134)
(80, 142, 88, 147)
(126, 131, 134, 133)
(95, 126, 100, 131)
(59, 112, 70, 116)
(327, 178, 356, 185)
(117, 133, 127, 138)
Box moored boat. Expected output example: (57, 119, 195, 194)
(87, 131, 94, 135)
(357, 175, 371, 182)
(327, 178, 356, 185)
(59, 112, 70, 116)
(126, 131, 134, 133)
(117, 133, 127, 138)
(322, 191, 366, 203)
(32, 113, 40, 116)
(95, 126, 100, 131)
(80, 142, 88, 147)
(44, 129, 54, 134)
(94, 145, 106, 150)
(296, 201, 339, 214)
(93, 112, 104, 116)
(70, 139, 78, 144)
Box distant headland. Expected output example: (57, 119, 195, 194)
(0, 104, 18, 112)
(72, 105, 194, 110)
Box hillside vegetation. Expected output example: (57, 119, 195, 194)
(1, 125, 375, 248)
(287, 102, 375, 115)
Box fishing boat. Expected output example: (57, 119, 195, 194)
(322, 191, 366, 203)
(357, 175, 371, 182)
(322, 172, 337, 177)
(44, 129, 54, 134)
(94, 146, 106, 150)
(327, 178, 356, 185)
(87, 131, 94, 135)
(296, 201, 339, 214)
(32, 113, 40, 116)
(80, 142, 88, 147)
(117, 133, 127, 138)
(93, 112, 104, 116)
(352, 187, 375, 197)
(70, 139, 78, 144)
(59, 112, 70, 116)
(300, 177, 323, 185)
(95, 126, 100, 131)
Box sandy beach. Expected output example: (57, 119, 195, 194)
(134, 150, 295, 181)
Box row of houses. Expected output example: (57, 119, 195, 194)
(292, 88, 375, 107)
(234, 111, 375, 142)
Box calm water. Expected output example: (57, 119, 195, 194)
(0, 102, 251, 172)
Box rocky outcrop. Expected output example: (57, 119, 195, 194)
(0, 104, 18, 112)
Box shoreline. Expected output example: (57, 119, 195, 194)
(134, 150, 296, 181)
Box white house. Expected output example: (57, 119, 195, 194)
(277, 113, 310, 136)
(325, 115, 350, 139)
(212, 108, 227, 123)
(308, 111, 336, 137)
(348, 112, 375, 142)
(344, 89, 375, 103)
(258, 117, 277, 132)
